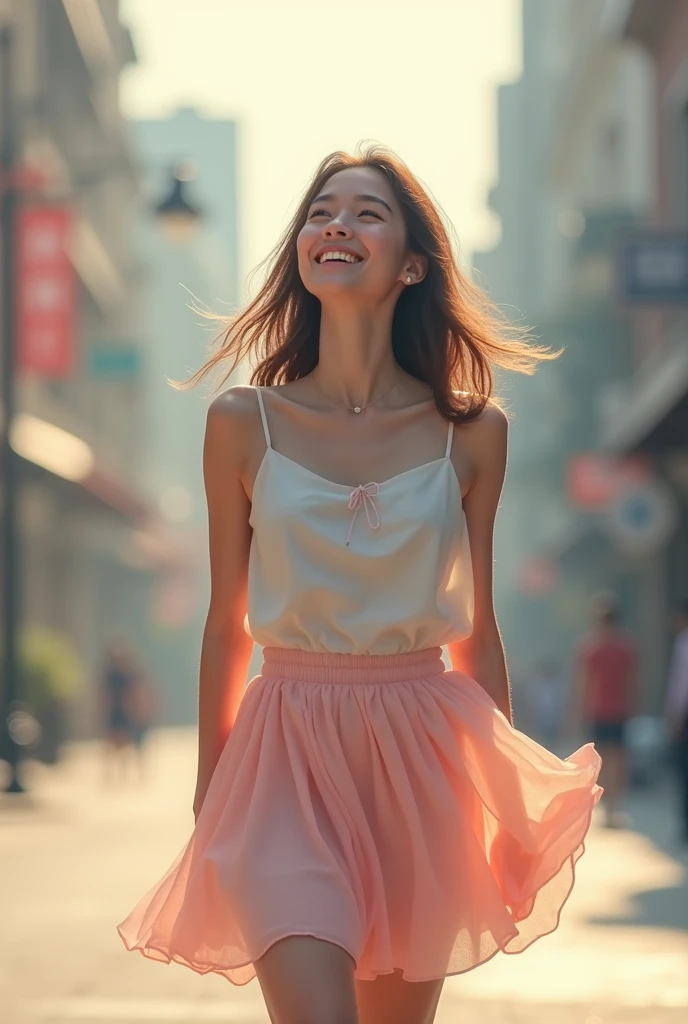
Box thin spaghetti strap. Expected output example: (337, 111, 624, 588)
(254, 386, 272, 449)
(445, 419, 454, 459)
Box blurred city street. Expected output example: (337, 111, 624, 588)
(2, 1, 688, 1022)
(2, 730, 687, 1024)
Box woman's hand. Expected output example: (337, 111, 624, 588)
(193, 761, 223, 823)
(192, 784, 208, 824)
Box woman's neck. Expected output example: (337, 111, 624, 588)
(315, 305, 399, 407)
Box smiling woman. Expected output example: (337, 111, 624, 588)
(183, 144, 551, 423)
(117, 144, 602, 1024)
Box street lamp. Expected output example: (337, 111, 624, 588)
(0, 17, 24, 792)
(154, 163, 202, 245)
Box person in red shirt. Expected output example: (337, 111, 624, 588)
(574, 592, 638, 828)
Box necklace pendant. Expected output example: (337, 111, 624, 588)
(353, 406, 362, 414)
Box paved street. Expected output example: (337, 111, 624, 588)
(1, 729, 687, 1024)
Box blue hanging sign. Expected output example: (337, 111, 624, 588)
(618, 231, 688, 305)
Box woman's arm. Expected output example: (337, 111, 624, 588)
(447, 404, 512, 725)
(193, 391, 256, 822)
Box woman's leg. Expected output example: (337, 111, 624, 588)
(254, 935, 359, 1024)
(598, 738, 628, 824)
(355, 969, 446, 1024)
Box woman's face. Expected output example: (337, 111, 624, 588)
(297, 166, 418, 303)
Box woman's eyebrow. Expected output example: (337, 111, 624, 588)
(356, 194, 394, 214)
(311, 192, 394, 215)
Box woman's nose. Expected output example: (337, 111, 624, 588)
(323, 219, 353, 239)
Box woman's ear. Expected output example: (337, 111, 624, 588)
(401, 253, 428, 286)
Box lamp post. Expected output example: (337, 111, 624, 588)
(154, 164, 202, 245)
(0, 18, 23, 792)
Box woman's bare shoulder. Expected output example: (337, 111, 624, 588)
(205, 385, 263, 462)
(455, 398, 508, 476)
(472, 399, 508, 435)
(454, 393, 508, 436)
(208, 384, 259, 421)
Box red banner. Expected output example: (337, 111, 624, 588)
(566, 454, 651, 509)
(16, 206, 76, 377)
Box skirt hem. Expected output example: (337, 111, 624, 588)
(116, 798, 596, 987)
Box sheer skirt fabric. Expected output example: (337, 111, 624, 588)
(117, 647, 602, 986)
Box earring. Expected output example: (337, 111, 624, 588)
(406, 275, 412, 284)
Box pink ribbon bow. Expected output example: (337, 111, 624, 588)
(345, 482, 380, 547)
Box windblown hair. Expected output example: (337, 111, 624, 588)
(184, 144, 552, 422)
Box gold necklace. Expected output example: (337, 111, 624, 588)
(311, 370, 398, 414)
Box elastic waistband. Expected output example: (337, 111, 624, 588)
(260, 646, 445, 684)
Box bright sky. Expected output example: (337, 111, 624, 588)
(120, 0, 522, 285)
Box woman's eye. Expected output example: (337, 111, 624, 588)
(309, 207, 382, 220)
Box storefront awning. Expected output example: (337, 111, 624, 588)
(600, 340, 688, 453)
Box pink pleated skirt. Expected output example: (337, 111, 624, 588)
(117, 646, 603, 986)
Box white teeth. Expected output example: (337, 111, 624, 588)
(318, 251, 359, 263)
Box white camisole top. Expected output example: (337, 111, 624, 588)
(246, 386, 474, 655)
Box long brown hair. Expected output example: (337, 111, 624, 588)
(184, 144, 552, 422)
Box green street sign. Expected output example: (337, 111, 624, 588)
(89, 344, 141, 378)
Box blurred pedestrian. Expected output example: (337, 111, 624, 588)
(126, 665, 161, 782)
(664, 600, 688, 845)
(527, 659, 564, 750)
(573, 591, 638, 828)
(117, 147, 601, 1022)
(100, 638, 152, 785)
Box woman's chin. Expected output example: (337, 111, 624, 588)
(306, 279, 369, 301)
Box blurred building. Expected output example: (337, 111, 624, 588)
(474, 0, 688, 715)
(128, 108, 242, 724)
(473, 0, 570, 685)
(0, 0, 175, 741)
(601, 0, 688, 681)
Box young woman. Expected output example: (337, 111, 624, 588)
(118, 147, 603, 1024)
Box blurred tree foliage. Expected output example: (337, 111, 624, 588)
(18, 627, 85, 710)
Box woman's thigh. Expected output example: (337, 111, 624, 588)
(254, 935, 359, 1024)
(355, 969, 446, 1024)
